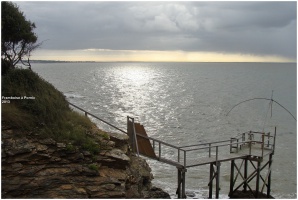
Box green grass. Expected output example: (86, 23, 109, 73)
(2, 68, 106, 155)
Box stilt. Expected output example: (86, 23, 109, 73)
(176, 167, 187, 199)
(267, 153, 273, 198)
(216, 162, 221, 199)
(229, 160, 235, 197)
(243, 158, 248, 192)
(255, 161, 261, 198)
(182, 168, 186, 198)
(209, 163, 214, 199)
(177, 168, 181, 198)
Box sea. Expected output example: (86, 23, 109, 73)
(32, 62, 296, 199)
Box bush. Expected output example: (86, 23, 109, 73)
(2, 68, 105, 155)
(2, 69, 69, 125)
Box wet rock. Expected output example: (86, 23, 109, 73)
(147, 186, 171, 199)
(230, 190, 274, 199)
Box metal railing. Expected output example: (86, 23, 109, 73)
(135, 129, 276, 169)
(68, 102, 126, 134)
(69, 102, 276, 169)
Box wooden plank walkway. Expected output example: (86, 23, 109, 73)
(68, 103, 277, 199)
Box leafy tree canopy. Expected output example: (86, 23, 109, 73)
(1, 1, 40, 72)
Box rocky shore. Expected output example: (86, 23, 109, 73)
(1, 123, 170, 198)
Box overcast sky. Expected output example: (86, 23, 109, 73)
(17, 1, 297, 62)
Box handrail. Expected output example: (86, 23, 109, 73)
(68, 102, 127, 134)
(68, 101, 276, 168)
(179, 139, 232, 149)
(136, 132, 187, 168)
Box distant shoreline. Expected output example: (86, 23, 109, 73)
(30, 60, 296, 64)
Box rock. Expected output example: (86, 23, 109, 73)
(1, 125, 170, 199)
(108, 132, 129, 152)
(229, 190, 274, 199)
(147, 186, 171, 199)
(35, 144, 48, 152)
(56, 143, 66, 148)
(100, 148, 130, 169)
(40, 138, 56, 145)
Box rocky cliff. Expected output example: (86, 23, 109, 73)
(1, 123, 170, 199)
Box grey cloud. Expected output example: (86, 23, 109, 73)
(17, 1, 296, 59)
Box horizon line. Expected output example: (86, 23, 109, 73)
(30, 59, 297, 64)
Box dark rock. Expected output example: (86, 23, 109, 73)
(229, 190, 275, 199)
(147, 186, 171, 199)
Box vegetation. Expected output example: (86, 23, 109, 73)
(88, 163, 99, 171)
(1, 2, 106, 155)
(1, 1, 41, 73)
(2, 69, 106, 155)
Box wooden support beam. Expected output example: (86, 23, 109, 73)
(256, 161, 261, 198)
(244, 158, 248, 192)
(216, 162, 220, 199)
(209, 163, 214, 199)
(182, 169, 186, 198)
(267, 153, 273, 197)
(229, 160, 235, 197)
(177, 168, 181, 199)
(176, 167, 187, 199)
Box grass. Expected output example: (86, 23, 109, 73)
(1, 68, 106, 155)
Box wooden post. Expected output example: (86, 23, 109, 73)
(256, 161, 261, 198)
(267, 153, 273, 198)
(176, 168, 187, 199)
(182, 168, 186, 198)
(229, 160, 235, 197)
(243, 158, 248, 192)
(216, 162, 220, 199)
(209, 163, 214, 199)
(177, 168, 181, 199)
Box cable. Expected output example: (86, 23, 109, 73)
(226, 96, 296, 121)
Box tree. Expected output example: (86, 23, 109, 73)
(1, 1, 41, 72)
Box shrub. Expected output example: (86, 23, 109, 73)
(2, 68, 106, 155)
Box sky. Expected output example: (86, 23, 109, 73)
(16, 1, 297, 62)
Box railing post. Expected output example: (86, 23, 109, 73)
(209, 143, 211, 157)
(216, 146, 218, 162)
(184, 150, 186, 168)
(178, 149, 180, 163)
(230, 139, 232, 153)
(273, 127, 277, 154)
(261, 134, 265, 158)
(159, 142, 161, 159)
(267, 132, 270, 147)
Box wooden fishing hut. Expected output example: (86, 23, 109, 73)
(127, 116, 276, 199)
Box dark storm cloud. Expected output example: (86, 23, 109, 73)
(17, 1, 296, 59)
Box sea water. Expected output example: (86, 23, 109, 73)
(32, 62, 296, 198)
